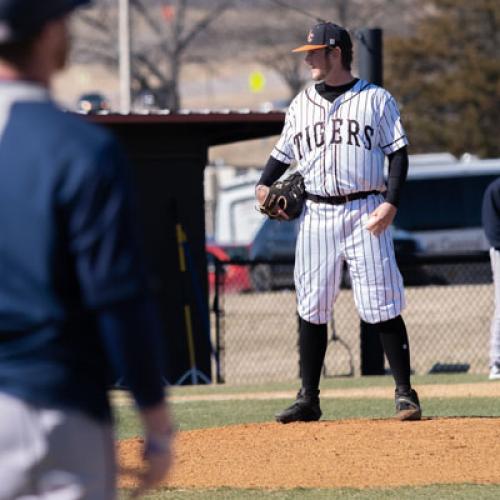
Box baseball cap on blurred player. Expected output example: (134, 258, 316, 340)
(0, 0, 91, 43)
(292, 22, 352, 53)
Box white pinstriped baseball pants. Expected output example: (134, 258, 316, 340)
(0, 393, 116, 500)
(295, 194, 405, 324)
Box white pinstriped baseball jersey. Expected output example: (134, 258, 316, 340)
(272, 79, 409, 324)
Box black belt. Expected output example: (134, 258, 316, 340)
(306, 190, 381, 205)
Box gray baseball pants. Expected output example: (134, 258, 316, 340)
(489, 248, 500, 367)
(0, 392, 116, 500)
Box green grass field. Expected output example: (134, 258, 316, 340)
(116, 374, 500, 499)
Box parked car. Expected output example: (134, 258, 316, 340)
(249, 218, 298, 291)
(394, 158, 500, 253)
(76, 92, 110, 113)
(248, 218, 425, 291)
(206, 243, 251, 293)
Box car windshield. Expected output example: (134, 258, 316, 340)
(395, 174, 496, 231)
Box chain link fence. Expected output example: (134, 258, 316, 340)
(209, 252, 494, 384)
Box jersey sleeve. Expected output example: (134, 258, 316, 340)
(60, 135, 167, 407)
(270, 105, 296, 164)
(378, 96, 409, 155)
(97, 298, 166, 408)
(61, 138, 150, 309)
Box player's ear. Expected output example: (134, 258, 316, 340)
(324, 46, 338, 60)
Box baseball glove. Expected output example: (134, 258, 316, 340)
(258, 172, 305, 220)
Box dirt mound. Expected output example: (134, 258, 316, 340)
(118, 417, 500, 489)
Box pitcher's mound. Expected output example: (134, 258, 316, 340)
(118, 417, 500, 489)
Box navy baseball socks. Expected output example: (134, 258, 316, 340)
(275, 318, 326, 423)
(378, 316, 422, 421)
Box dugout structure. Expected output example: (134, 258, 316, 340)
(87, 111, 284, 384)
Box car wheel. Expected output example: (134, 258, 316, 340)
(251, 264, 273, 292)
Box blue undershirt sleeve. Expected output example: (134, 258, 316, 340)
(97, 297, 166, 408)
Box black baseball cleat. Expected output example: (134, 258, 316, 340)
(275, 389, 322, 424)
(395, 388, 422, 421)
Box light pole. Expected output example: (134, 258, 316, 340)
(119, 0, 131, 113)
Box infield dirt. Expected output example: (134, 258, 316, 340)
(119, 418, 500, 489)
(118, 383, 500, 490)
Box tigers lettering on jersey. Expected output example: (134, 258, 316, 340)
(271, 79, 408, 198)
(293, 118, 375, 160)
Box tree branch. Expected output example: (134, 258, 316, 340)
(130, 0, 172, 54)
(78, 12, 110, 33)
(134, 52, 169, 86)
(177, 0, 234, 53)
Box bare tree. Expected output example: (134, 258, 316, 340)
(73, 0, 234, 110)
(71, 0, 421, 110)
(262, 53, 307, 101)
(210, 0, 421, 102)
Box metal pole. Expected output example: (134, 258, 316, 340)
(358, 28, 385, 375)
(357, 28, 383, 86)
(119, 0, 131, 113)
(214, 258, 223, 383)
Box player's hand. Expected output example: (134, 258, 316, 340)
(255, 184, 290, 220)
(131, 438, 173, 498)
(365, 202, 397, 236)
(255, 184, 269, 206)
(131, 403, 175, 498)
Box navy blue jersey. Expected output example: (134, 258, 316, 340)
(482, 177, 500, 249)
(0, 82, 165, 420)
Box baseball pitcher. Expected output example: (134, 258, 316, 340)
(256, 22, 421, 423)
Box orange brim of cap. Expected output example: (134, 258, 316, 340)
(292, 44, 328, 53)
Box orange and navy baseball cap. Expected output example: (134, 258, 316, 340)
(0, 0, 91, 43)
(292, 22, 352, 53)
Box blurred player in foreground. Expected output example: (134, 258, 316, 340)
(0, 1, 173, 497)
